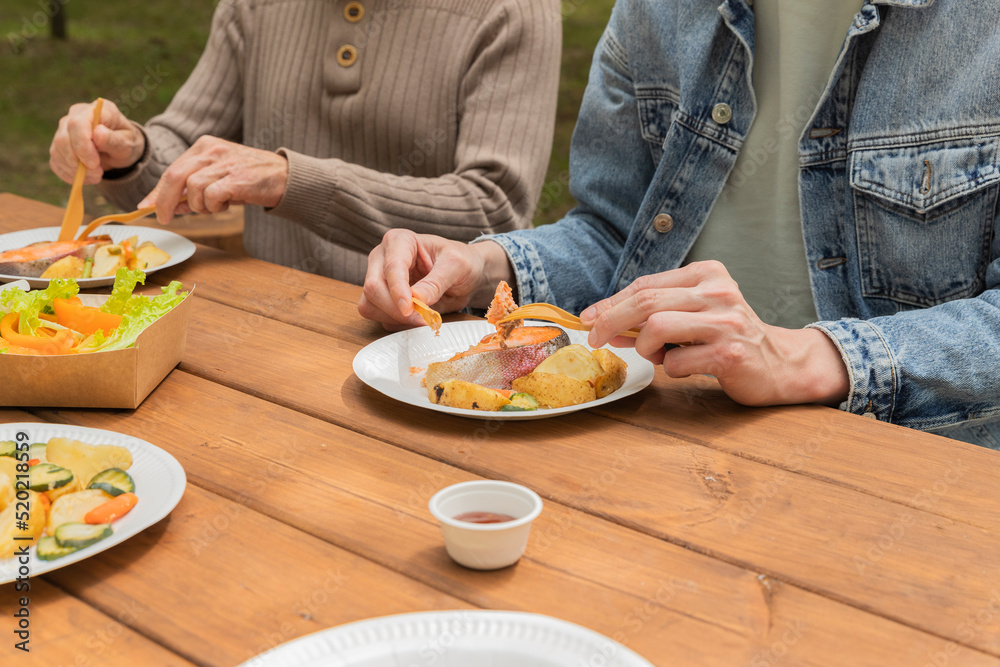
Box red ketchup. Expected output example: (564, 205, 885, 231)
(454, 511, 517, 524)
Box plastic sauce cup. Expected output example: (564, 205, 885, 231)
(428, 480, 544, 570)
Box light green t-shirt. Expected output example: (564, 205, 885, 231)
(684, 0, 863, 328)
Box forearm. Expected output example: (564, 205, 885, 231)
(468, 241, 516, 308)
(810, 289, 1000, 430)
(268, 151, 536, 254)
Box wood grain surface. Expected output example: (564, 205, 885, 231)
(2, 192, 999, 666)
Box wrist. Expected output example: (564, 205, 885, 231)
(470, 240, 515, 308)
(126, 124, 146, 167)
(773, 327, 850, 406)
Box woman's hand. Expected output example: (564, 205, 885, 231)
(49, 100, 145, 185)
(580, 261, 850, 407)
(137, 136, 289, 224)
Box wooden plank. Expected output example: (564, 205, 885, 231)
(163, 300, 1000, 655)
(36, 482, 473, 667)
(30, 378, 1000, 666)
(0, 193, 65, 233)
(0, 578, 197, 666)
(591, 374, 1000, 532)
(135, 237, 1000, 538)
(150, 248, 384, 345)
(168, 273, 1000, 535)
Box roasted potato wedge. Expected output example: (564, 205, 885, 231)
(0, 471, 13, 512)
(0, 490, 46, 558)
(92, 244, 128, 278)
(533, 344, 604, 382)
(45, 474, 81, 503)
(512, 371, 596, 408)
(0, 457, 19, 488)
(46, 489, 112, 536)
(40, 255, 86, 279)
(592, 348, 628, 398)
(46, 438, 133, 488)
(430, 379, 511, 411)
(129, 242, 172, 271)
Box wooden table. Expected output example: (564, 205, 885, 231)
(1, 192, 999, 666)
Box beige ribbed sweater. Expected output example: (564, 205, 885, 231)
(100, 0, 561, 284)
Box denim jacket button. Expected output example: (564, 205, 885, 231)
(712, 103, 733, 125)
(653, 214, 674, 233)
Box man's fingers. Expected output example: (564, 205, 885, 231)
(380, 231, 422, 315)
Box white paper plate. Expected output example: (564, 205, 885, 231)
(0, 423, 187, 583)
(240, 610, 654, 667)
(353, 321, 655, 420)
(0, 224, 196, 288)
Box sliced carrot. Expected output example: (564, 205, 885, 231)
(84, 492, 138, 524)
(27, 458, 40, 467)
(53, 297, 122, 336)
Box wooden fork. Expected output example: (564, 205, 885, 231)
(76, 196, 188, 239)
(411, 296, 442, 334)
(497, 302, 640, 338)
(57, 98, 103, 241)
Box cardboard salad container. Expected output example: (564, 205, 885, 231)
(0, 290, 193, 409)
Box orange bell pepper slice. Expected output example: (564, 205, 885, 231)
(0, 312, 77, 354)
(52, 297, 122, 336)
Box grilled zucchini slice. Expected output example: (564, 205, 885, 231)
(53, 522, 112, 550)
(87, 468, 135, 497)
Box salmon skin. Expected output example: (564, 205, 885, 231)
(0, 235, 111, 277)
(425, 325, 570, 391)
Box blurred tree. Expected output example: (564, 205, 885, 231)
(50, 0, 66, 40)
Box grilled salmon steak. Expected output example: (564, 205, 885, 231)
(0, 235, 112, 277)
(425, 281, 570, 392)
(425, 325, 570, 392)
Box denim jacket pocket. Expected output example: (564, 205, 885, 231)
(849, 137, 1000, 308)
(636, 87, 679, 165)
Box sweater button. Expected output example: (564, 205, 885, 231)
(337, 44, 358, 67)
(344, 2, 364, 22)
(712, 103, 733, 125)
(653, 213, 674, 233)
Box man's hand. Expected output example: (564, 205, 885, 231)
(49, 100, 145, 185)
(580, 260, 850, 407)
(359, 229, 513, 331)
(137, 136, 289, 224)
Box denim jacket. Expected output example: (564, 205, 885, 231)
(485, 0, 1000, 445)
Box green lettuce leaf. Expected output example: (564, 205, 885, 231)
(0, 279, 79, 335)
(100, 267, 146, 315)
(84, 279, 187, 352)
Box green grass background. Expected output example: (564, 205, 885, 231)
(0, 0, 615, 225)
